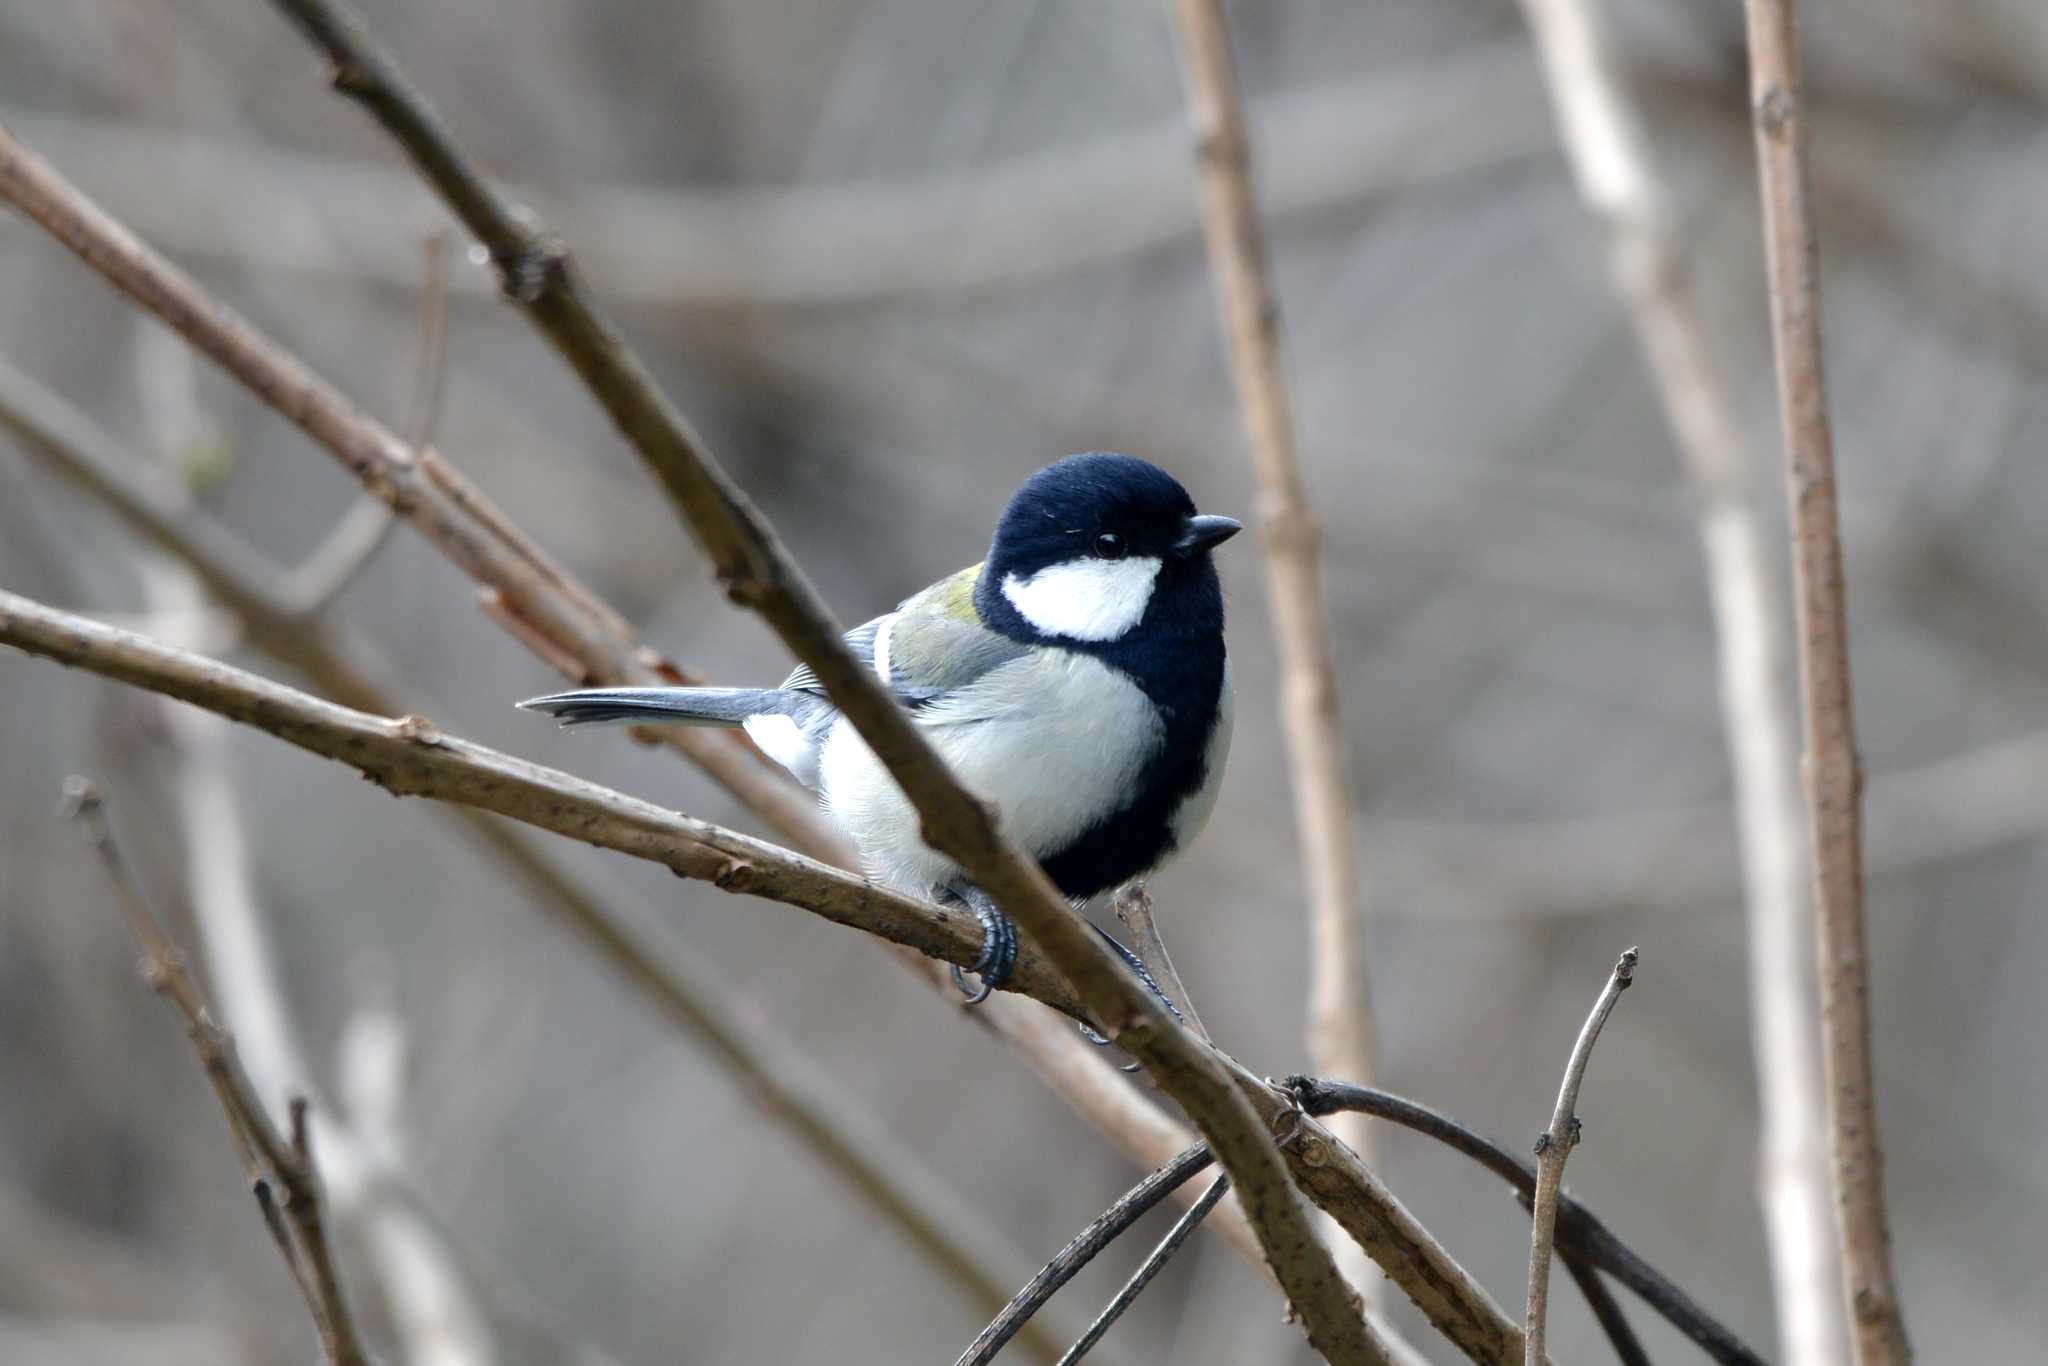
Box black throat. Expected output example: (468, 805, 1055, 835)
(973, 560, 1229, 900)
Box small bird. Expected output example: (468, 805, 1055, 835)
(521, 453, 1240, 1005)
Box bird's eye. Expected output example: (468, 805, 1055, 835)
(1093, 532, 1126, 560)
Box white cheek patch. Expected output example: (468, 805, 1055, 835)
(1001, 556, 1162, 642)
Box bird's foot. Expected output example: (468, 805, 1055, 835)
(947, 885, 1017, 1005)
(1079, 925, 1185, 1060)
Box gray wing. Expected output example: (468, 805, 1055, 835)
(779, 564, 1026, 715)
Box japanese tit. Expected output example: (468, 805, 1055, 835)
(521, 453, 1241, 1003)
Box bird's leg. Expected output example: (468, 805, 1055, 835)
(946, 882, 1017, 1005)
(1078, 924, 1186, 1048)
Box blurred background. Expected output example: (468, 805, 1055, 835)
(2, 1, 2044, 1362)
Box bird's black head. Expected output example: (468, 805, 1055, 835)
(973, 453, 1241, 649)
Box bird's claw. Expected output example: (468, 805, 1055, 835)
(1078, 925, 1184, 1070)
(949, 889, 1017, 1005)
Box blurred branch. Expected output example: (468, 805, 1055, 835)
(266, 5, 1380, 1359)
(1741, 5, 1913, 1363)
(0, 122, 842, 864)
(61, 779, 372, 1366)
(1522, 948, 1637, 1366)
(274, 231, 444, 614)
(1166, 2, 1381, 1227)
(0, 44, 1545, 305)
(1512, 1, 1845, 1359)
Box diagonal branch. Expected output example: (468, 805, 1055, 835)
(62, 779, 372, 1366)
(1165, 0, 1380, 1179)
(262, 5, 1379, 1358)
(1740, 4, 1912, 1362)
(4, 589, 1080, 1014)
(1523, 948, 1637, 1366)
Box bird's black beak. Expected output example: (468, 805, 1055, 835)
(1174, 514, 1243, 555)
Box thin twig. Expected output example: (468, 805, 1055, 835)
(1524, 948, 1638, 1366)
(265, 7, 1379, 1358)
(1740, 4, 1912, 1362)
(1112, 883, 1208, 1043)
(1511, 2, 1843, 1359)
(61, 779, 372, 1366)
(1288, 1076, 1762, 1366)
(959, 1146, 1215, 1366)
(1058, 1174, 1233, 1366)
(1165, 0, 1380, 1194)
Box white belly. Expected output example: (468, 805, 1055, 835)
(817, 650, 1165, 895)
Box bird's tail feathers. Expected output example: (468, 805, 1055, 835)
(518, 686, 811, 730)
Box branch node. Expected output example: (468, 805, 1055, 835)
(392, 713, 442, 746)
(1754, 84, 1793, 140)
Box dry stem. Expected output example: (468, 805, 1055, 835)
(1165, 0, 1379, 1181)
(1512, 1, 1844, 1359)
(62, 780, 372, 1366)
(1739, 4, 1912, 1361)
(1523, 948, 1638, 1366)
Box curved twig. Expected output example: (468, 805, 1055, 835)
(1525, 949, 1638, 1365)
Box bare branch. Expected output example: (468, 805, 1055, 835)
(959, 1146, 1215, 1366)
(1289, 1077, 1763, 1366)
(1740, 3, 1913, 1361)
(1511, 2, 1843, 1358)
(8, 591, 1081, 1012)
(1165, 0, 1380, 1193)
(1523, 948, 1638, 1366)
(61, 779, 372, 1366)
(1057, 1173, 1233, 1366)
(263, 6, 1378, 1357)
